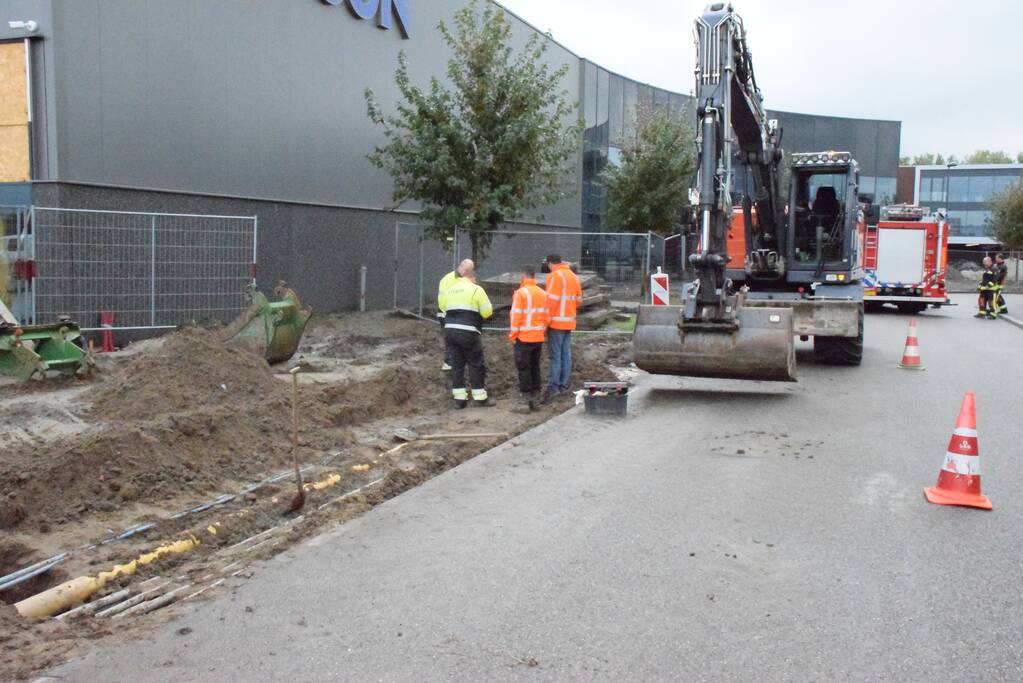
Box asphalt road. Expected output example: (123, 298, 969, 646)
(48, 294, 1023, 682)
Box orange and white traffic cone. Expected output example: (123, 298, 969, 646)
(898, 319, 925, 370)
(924, 392, 992, 510)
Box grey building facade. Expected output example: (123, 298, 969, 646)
(1, 0, 901, 314)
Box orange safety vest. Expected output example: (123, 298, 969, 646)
(545, 263, 582, 331)
(509, 279, 548, 343)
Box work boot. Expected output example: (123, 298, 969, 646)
(974, 312, 986, 318)
(470, 390, 496, 407)
(453, 399, 468, 410)
(529, 392, 542, 411)
(540, 388, 558, 405)
(512, 394, 532, 414)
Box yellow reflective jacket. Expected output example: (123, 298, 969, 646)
(437, 270, 459, 318)
(443, 277, 493, 333)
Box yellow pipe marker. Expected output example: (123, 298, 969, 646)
(15, 473, 340, 620)
(15, 536, 201, 620)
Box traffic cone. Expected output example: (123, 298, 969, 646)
(923, 392, 992, 510)
(898, 319, 925, 370)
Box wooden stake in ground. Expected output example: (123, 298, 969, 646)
(284, 367, 306, 514)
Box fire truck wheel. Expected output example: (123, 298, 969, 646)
(812, 310, 864, 366)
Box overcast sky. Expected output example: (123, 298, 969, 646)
(497, 0, 1023, 160)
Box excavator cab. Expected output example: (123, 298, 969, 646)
(787, 152, 861, 279)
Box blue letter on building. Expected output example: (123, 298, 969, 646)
(346, 0, 377, 20)
(378, 0, 411, 38)
(320, 0, 410, 39)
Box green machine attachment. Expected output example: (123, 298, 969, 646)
(220, 282, 311, 364)
(0, 318, 96, 381)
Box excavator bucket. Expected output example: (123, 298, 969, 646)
(220, 283, 311, 364)
(633, 304, 796, 382)
(0, 320, 95, 381)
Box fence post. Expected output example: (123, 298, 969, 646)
(453, 227, 462, 271)
(359, 265, 368, 312)
(643, 231, 652, 298)
(418, 231, 425, 318)
(29, 205, 36, 325)
(393, 222, 400, 310)
(251, 215, 259, 286)
(150, 215, 157, 326)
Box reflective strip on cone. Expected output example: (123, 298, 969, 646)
(941, 451, 981, 476)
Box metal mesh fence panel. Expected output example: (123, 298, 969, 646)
(1, 205, 31, 322)
(392, 222, 455, 318)
(32, 208, 256, 330)
(454, 228, 654, 303)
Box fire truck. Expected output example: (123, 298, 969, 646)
(863, 204, 952, 313)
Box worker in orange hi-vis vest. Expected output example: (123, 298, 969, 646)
(542, 254, 582, 403)
(509, 265, 548, 413)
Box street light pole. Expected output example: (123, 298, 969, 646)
(944, 160, 959, 232)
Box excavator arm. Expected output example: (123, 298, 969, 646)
(632, 2, 796, 382)
(691, 1, 785, 315)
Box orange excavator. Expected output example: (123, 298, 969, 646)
(633, 3, 866, 381)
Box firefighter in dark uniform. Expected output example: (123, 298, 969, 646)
(976, 256, 998, 319)
(443, 272, 496, 408)
(993, 253, 1009, 316)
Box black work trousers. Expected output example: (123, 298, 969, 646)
(439, 317, 452, 364)
(445, 328, 486, 391)
(514, 340, 543, 395)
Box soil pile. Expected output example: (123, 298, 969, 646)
(0, 328, 346, 531)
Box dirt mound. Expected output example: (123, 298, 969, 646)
(0, 328, 348, 531)
(89, 327, 280, 422)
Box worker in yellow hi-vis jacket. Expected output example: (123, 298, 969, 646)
(442, 269, 495, 408)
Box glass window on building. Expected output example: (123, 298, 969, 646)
(946, 210, 966, 233)
(859, 175, 876, 197)
(623, 80, 638, 138)
(597, 68, 610, 130)
(875, 177, 897, 205)
(965, 210, 991, 232)
(993, 174, 1021, 195)
(921, 175, 947, 203)
(968, 174, 994, 203)
(583, 62, 597, 130)
(948, 175, 969, 203)
(608, 75, 625, 146)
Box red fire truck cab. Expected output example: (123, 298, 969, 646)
(863, 204, 953, 313)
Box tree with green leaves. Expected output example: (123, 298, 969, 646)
(988, 180, 1023, 248)
(601, 104, 694, 236)
(1017, 152, 1023, 164)
(364, 0, 580, 260)
(899, 155, 910, 166)
(964, 149, 1014, 164)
